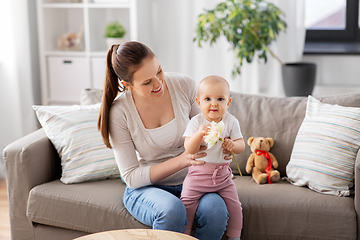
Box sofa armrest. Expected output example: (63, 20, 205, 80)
(354, 150, 360, 240)
(3, 128, 61, 240)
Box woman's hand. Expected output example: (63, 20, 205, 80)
(223, 137, 234, 161)
(150, 146, 206, 184)
(184, 146, 207, 167)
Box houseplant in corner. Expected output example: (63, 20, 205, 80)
(105, 21, 127, 49)
(194, 0, 316, 96)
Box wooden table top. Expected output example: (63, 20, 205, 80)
(74, 229, 198, 240)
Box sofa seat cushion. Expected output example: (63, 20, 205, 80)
(27, 179, 149, 233)
(235, 176, 356, 240)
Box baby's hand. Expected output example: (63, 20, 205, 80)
(197, 123, 210, 137)
(222, 138, 234, 152)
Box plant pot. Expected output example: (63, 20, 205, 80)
(106, 38, 126, 49)
(282, 62, 317, 97)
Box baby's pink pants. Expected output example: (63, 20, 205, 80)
(180, 162, 243, 238)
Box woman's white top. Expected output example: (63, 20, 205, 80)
(146, 118, 177, 149)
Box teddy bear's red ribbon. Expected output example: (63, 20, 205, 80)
(255, 150, 272, 184)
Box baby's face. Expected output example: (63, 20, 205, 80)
(196, 82, 231, 123)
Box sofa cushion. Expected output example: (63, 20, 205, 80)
(234, 176, 356, 240)
(33, 104, 120, 184)
(286, 96, 360, 196)
(27, 179, 148, 233)
(228, 92, 360, 176)
(80, 88, 103, 105)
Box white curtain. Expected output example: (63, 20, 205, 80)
(0, 0, 40, 178)
(137, 0, 305, 96)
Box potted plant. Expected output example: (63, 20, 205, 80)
(105, 21, 127, 49)
(194, 0, 316, 96)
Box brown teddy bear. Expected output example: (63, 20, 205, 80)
(246, 137, 280, 184)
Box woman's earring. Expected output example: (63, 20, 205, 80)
(121, 81, 132, 91)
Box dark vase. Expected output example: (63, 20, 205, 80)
(281, 62, 317, 97)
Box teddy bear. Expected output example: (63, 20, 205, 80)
(246, 137, 280, 184)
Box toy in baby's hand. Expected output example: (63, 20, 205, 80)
(246, 137, 280, 184)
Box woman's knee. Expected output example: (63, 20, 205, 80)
(192, 193, 228, 239)
(123, 186, 187, 232)
(195, 193, 229, 228)
(154, 198, 187, 232)
(156, 198, 187, 221)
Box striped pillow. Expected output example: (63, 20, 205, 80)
(286, 95, 360, 196)
(33, 103, 120, 184)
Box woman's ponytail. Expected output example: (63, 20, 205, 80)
(98, 44, 121, 148)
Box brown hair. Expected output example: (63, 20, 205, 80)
(97, 41, 155, 148)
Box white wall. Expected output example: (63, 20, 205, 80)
(303, 55, 360, 96)
(136, 0, 235, 87)
(0, 0, 41, 179)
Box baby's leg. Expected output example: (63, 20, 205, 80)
(181, 175, 206, 235)
(218, 180, 243, 238)
(180, 193, 201, 235)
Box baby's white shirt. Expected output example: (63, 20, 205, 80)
(183, 112, 243, 163)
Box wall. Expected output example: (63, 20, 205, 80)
(0, 0, 41, 178)
(136, 0, 235, 87)
(303, 55, 360, 96)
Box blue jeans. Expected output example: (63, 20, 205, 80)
(123, 184, 229, 240)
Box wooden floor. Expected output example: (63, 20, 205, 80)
(0, 179, 10, 240)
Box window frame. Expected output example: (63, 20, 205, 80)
(305, 0, 360, 42)
(304, 0, 360, 54)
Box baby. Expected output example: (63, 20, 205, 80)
(181, 75, 244, 240)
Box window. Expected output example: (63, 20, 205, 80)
(304, 0, 360, 54)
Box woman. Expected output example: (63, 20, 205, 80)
(98, 41, 230, 239)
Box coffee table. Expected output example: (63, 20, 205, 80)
(74, 229, 197, 240)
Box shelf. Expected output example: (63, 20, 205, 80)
(45, 51, 109, 57)
(37, 0, 137, 105)
(45, 51, 86, 57)
(42, 8, 85, 52)
(88, 8, 130, 52)
(42, 3, 131, 8)
(87, 3, 131, 8)
(43, 3, 84, 8)
(90, 51, 107, 57)
(90, 0, 129, 3)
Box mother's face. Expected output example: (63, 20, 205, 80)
(122, 57, 165, 99)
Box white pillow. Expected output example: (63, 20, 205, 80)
(286, 95, 360, 196)
(33, 103, 120, 184)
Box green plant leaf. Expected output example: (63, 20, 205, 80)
(199, 14, 207, 26)
(269, 28, 274, 39)
(193, 0, 287, 77)
(105, 21, 126, 38)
